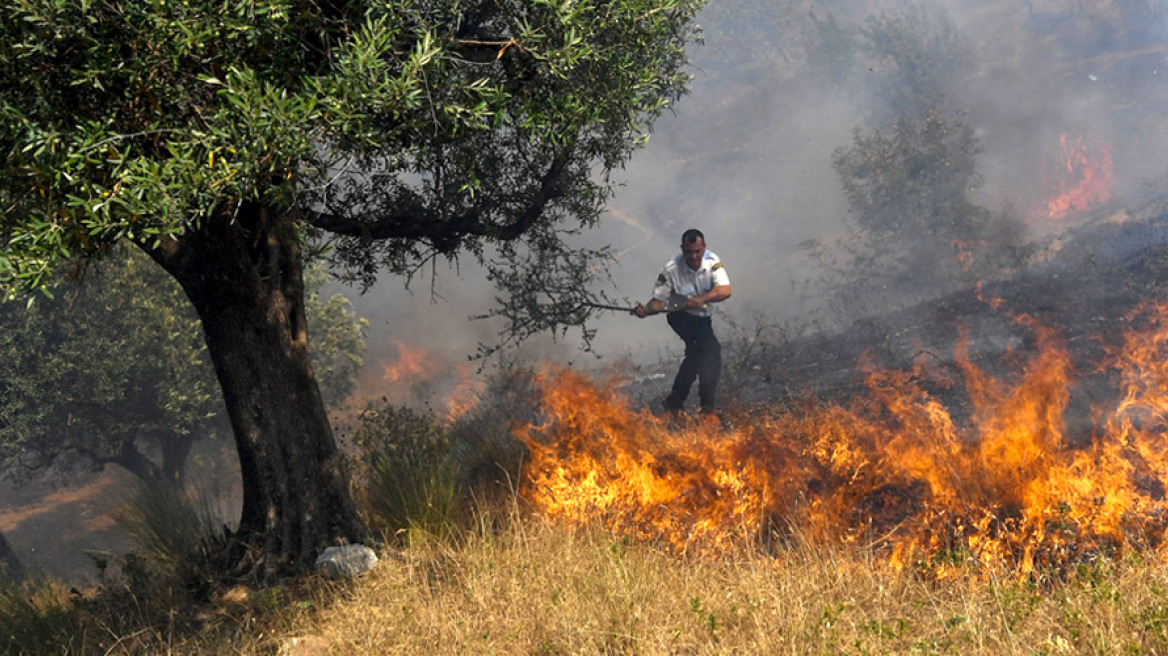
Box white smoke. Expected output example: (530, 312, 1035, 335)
(339, 0, 1168, 402)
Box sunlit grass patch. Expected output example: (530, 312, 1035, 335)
(7, 507, 1168, 654)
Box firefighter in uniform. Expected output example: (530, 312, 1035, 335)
(633, 229, 732, 414)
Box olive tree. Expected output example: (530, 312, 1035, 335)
(1, 0, 701, 579)
(0, 248, 367, 488)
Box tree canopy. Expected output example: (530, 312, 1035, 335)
(819, 106, 1022, 309)
(1, 0, 697, 298)
(0, 0, 702, 579)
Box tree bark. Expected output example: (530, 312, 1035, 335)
(144, 204, 366, 581)
(108, 436, 167, 487)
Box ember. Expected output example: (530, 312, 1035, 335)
(518, 303, 1168, 580)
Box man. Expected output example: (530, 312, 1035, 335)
(634, 229, 732, 414)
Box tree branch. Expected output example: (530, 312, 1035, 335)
(310, 152, 567, 245)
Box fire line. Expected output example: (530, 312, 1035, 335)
(518, 302, 1168, 581)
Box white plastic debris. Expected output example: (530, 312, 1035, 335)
(314, 544, 378, 578)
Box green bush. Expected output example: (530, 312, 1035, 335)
(353, 403, 461, 545)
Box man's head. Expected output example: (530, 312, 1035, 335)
(680, 229, 706, 271)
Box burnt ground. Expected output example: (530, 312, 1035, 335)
(624, 201, 1168, 437)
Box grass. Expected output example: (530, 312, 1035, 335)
(114, 482, 229, 594)
(350, 403, 463, 546)
(10, 504, 1168, 655)
(0, 581, 76, 653)
(297, 518, 1168, 655)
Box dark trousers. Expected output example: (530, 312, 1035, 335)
(664, 313, 721, 412)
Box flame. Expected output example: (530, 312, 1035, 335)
(362, 340, 485, 422)
(1045, 133, 1114, 220)
(518, 304, 1168, 579)
(951, 239, 983, 273)
(446, 362, 485, 422)
(383, 339, 438, 384)
(974, 280, 1005, 310)
(517, 372, 778, 553)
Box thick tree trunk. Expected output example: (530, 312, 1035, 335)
(144, 204, 366, 581)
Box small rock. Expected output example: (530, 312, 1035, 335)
(315, 544, 378, 578)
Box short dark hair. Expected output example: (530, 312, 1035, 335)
(681, 229, 705, 244)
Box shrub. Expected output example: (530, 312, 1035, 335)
(352, 403, 461, 545)
(115, 482, 230, 595)
(447, 366, 538, 500)
(0, 581, 77, 655)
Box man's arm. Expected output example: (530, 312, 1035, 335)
(633, 298, 667, 318)
(688, 284, 732, 309)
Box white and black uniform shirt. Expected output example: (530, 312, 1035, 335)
(651, 250, 731, 318)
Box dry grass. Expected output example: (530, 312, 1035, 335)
(10, 507, 1168, 654)
(277, 512, 1168, 656)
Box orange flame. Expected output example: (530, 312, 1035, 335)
(383, 339, 437, 384)
(367, 340, 484, 421)
(1046, 133, 1114, 220)
(446, 362, 485, 423)
(517, 373, 778, 553)
(518, 304, 1168, 579)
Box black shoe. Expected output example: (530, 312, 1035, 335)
(663, 394, 685, 414)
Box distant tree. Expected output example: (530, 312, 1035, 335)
(800, 4, 1025, 317)
(1, 1, 701, 578)
(695, 0, 805, 75)
(805, 106, 1026, 314)
(857, 4, 966, 117)
(802, 4, 965, 113)
(304, 267, 370, 412)
(0, 530, 24, 583)
(836, 106, 983, 255)
(806, 10, 861, 85)
(0, 249, 367, 488)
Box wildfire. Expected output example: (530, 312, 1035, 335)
(951, 239, 983, 273)
(1045, 133, 1114, 220)
(518, 303, 1168, 580)
(383, 339, 438, 384)
(372, 340, 484, 421)
(446, 361, 486, 422)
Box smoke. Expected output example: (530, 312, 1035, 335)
(946, 1, 1168, 217)
(338, 0, 1168, 407)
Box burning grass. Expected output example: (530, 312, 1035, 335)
(1045, 133, 1115, 221)
(518, 301, 1168, 582)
